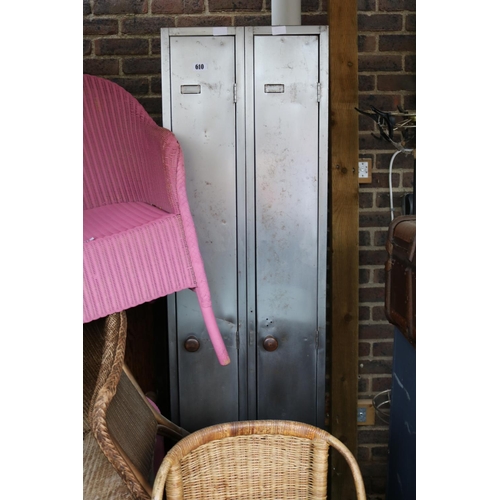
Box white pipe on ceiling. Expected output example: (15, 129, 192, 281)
(271, 0, 301, 26)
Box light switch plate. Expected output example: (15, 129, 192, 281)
(358, 158, 372, 184)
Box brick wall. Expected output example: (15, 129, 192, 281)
(83, 1, 416, 498)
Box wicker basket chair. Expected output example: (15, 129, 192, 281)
(83, 74, 229, 366)
(83, 311, 189, 500)
(151, 419, 366, 500)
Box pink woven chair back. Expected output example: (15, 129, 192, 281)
(84, 75, 175, 214)
(83, 75, 230, 365)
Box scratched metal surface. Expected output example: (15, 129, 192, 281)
(161, 27, 328, 431)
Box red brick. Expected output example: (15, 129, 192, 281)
(373, 268, 385, 284)
(358, 34, 376, 52)
(358, 429, 390, 444)
(93, 0, 147, 15)
(358, 55, 402, 72)
(280, 0, 320, 11)
(151, 38, 161, 54)
(358, 94, 403, 112)
(358, 376, 369, 393)
(372, 376, 392, 392)
(403, 171, 415, 188)
(358, 13, 402, 32)
(358, 0, 376, 11)
(406, 13, 416, 31)
(152, 0, 204, 14)
(235, 14, 271, 26)
(209, 0, 262, 12)
(359, 192, 374, 210)
(301, 14, 328, 26)
(152, 0, 183, 14)
(379, 34, 416, 52)
(151, 76, 162, 93)
(359, 323, 394, 340)
(359, 359, 392, 375)
(373, 341, 393, 357)
(380, 0, 416, 12)
(359, 269, 371, 285)
(359, 305, 370, 320)
(359, 342, 371, 357)
(360, 249, 387, 266)
(376, 151, 414, 170)
(122, 16, 175, 34)
(378, 74, 415, 92)
(404, 95, 416, 111)
(405, 54, 416, 72)
(375, 192, 404, 216)
(374, 230, 389, 247)
(359, 228, 371, 246)
(84, 19, 119, 36)
(372, 306, 387, 322)
(83, 59, 119, 75)
(359, 211, 391, 229)
(83, 39, 92, 56)
(177, 15, 232, 27)
(371, 171, 400, 189)
(84, 0, 91, 16)
(358, 114, 376, 131)
(359, 133, 396, 151)
(108, 77, 150, 95)
(95, 38, 149, 56)
(357, 446, 371, 462)
(359, 286, 385, 302)
(359, 74, 375, 92)
(122, 57, 161, 74)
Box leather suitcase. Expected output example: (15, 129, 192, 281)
(385, 215, 416, 346)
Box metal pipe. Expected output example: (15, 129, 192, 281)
(271, 0, 301, 26)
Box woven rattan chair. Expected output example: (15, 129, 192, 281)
(83, 311, 189, 500)
(83, 74, 229, 365)
(151, 419, 366, 500)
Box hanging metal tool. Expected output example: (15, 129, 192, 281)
(355, 105, 416, 152)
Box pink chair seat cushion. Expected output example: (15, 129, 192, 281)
(83, 202, 196, 323)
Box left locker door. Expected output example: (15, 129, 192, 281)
(162, 31, 243, 431)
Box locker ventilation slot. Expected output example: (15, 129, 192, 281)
(181, 85, 201, 94)
(264, 84, 285, 93)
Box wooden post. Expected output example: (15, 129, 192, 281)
(328, 0, 360, 498)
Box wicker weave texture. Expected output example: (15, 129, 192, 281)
(83, 431, 135, 500)
(107, 372, 158, 482)
(83, 74, 229, 365)
(180, 434, 328, 500)
(84, 312, 152, 500)
(152, 420, 366, 500)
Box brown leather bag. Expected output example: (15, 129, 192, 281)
(385, 215, 416, 346)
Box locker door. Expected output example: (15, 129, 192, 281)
(164, 33, 242, 431)
(253, 35, 321, 424)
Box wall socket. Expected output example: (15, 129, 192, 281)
(357, 399, 376, 425)
(358, 158, 372, 184)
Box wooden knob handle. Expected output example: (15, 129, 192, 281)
(263, 336, 278, 352)
(184, 336, 200, 352)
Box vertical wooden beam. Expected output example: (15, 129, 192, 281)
(328, 0, 360, 498)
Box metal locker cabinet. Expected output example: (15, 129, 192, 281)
(161, 26, 328, 431)
(161, 28, 247, 431)
(244, 26, 328, 425)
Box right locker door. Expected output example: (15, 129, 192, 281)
(252, 33, 323, 425)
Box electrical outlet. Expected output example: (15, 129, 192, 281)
(357, 399, 375, 425)
(358, 158, 372, 184)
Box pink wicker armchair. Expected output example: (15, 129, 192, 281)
(83, 74, 229, 365)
